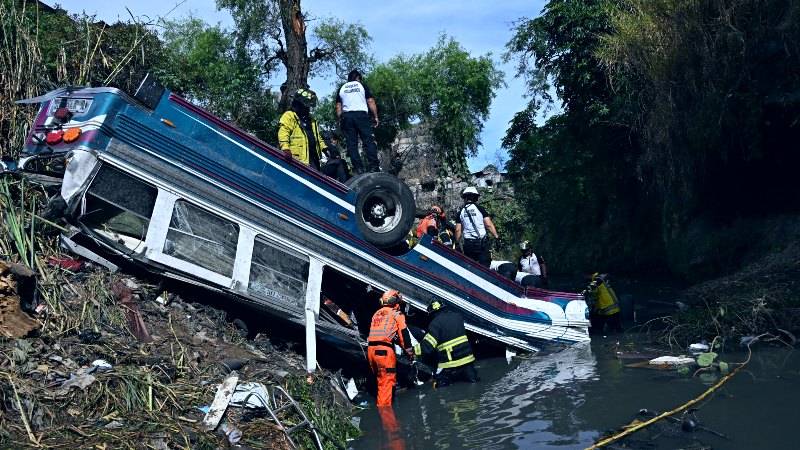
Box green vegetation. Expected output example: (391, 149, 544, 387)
(365, 36, 503, 176)
(504, 0, 800, 279)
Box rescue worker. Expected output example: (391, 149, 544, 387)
(585, 273, 622, 333)
(320, 132, 351, 182)
(336, 69, 380, 174)
(278, 88, 328, 170)
(455, 186, 498, 267)
(416, 205, 444, 239)
(368, 289, 414, 406)
(517, 243, 548, 288)
(414, 299, 479, 387)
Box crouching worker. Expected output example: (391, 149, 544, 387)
(368, 289, 414, 406)
(414, 299, 479, 388)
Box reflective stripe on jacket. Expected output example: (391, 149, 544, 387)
(413, 309, 475, 369)
(368, 306, 412, 351)
(277, 110, 327, 165)
(594, 283, 621, 316)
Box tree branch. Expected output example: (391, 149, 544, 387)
(308, 46, 333, 64)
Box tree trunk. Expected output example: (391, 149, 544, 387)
(278, 0, 309, 112)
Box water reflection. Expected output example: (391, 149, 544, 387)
(463, 343, 598, 449)
(352, 343, 598, 450)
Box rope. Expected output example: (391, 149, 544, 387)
(585, 348, 752, 449)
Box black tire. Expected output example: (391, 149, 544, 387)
(345, 172, 370, 190)
(352, 172, 415, 248)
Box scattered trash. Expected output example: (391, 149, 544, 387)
(689, 342, 710, 354)
(60, 235, 119, 272)
(91, 359, 113, 371)
(111, 280, 152, 343)
(0, 261, 41, 338)
(46, 256, 84, 272)
(220, 421, 242, 444)
(740, 335, 758, 347)
(648, 356, 696, 366)
(346, 378, 358, 400)
(202, 372, 239, 431)
(230, 382, 269, 409)
(57, 370, 96, 393)
(155, 291, 171, 306)
(220, 358, 247, 373)
(0, 257, 356, 448)
(78, 329, 101, 344)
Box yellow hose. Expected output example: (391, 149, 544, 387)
(585, 361, 745, 449)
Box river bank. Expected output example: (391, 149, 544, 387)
(0, 258, 357, 449)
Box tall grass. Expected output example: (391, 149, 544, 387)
(0, 0, 157, 159)
(0, 0, 44, 159)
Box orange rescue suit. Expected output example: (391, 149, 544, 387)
(368, 306, 413, 406)
(416, 214, 439, 238)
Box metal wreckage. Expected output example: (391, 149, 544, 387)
(5, 75, 590, 371)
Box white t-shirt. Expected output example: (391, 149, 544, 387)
(459, 203, 488, 239)
(519, 254, 541, 276)
(338, 81, 369, 112)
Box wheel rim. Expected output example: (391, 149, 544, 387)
(360, 188, 403, 234)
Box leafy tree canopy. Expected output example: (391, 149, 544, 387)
(364, 36, 503, 176)
(216, 0, 373, 110)
(154, 18, 278, 142)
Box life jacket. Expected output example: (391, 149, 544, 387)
(414, 309, 475, 369)
(416, 215, 439, 238)
(593, 282, 621, 316)
(368, 306, 411, 350)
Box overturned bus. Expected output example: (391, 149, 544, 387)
(10, 77, 590, 371)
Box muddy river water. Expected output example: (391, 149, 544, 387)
(349, 341, 799, 449)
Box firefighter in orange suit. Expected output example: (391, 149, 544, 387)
(368, 289, 414, 406)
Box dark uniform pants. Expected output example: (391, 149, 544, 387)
(463, 238, 490, 267)
(434, 362, 479, 388)
(368, 345, 397, 406)
(341, 111, 379, 173)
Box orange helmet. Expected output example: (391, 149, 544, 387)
(380, 289, 402, 307)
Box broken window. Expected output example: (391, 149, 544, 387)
(248, 237, 309, 309)
(163, 200, 239, 277)
(81, 165, 156, 249)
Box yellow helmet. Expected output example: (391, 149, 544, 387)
(294, 88, 318, 108)
(380, 289, 402, 306)
(427, 299, 443, 313)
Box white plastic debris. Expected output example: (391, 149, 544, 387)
(202, 372, 239, 431)
(91, 359, 113, 371)
(346, 378, 358, 401)
(649, 356, 695, 366)
(505, 348, 517, 364)
(230, 382, 269, 409)
(689, 343, 710, 354)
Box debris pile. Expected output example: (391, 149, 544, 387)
(0, 258, 357, 449)
(0, 261, 40, 338)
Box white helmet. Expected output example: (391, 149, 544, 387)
(461, 186, 479, 198)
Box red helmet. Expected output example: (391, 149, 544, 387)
(430, 205, 444, 218)
(380, 289, 402, 307)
